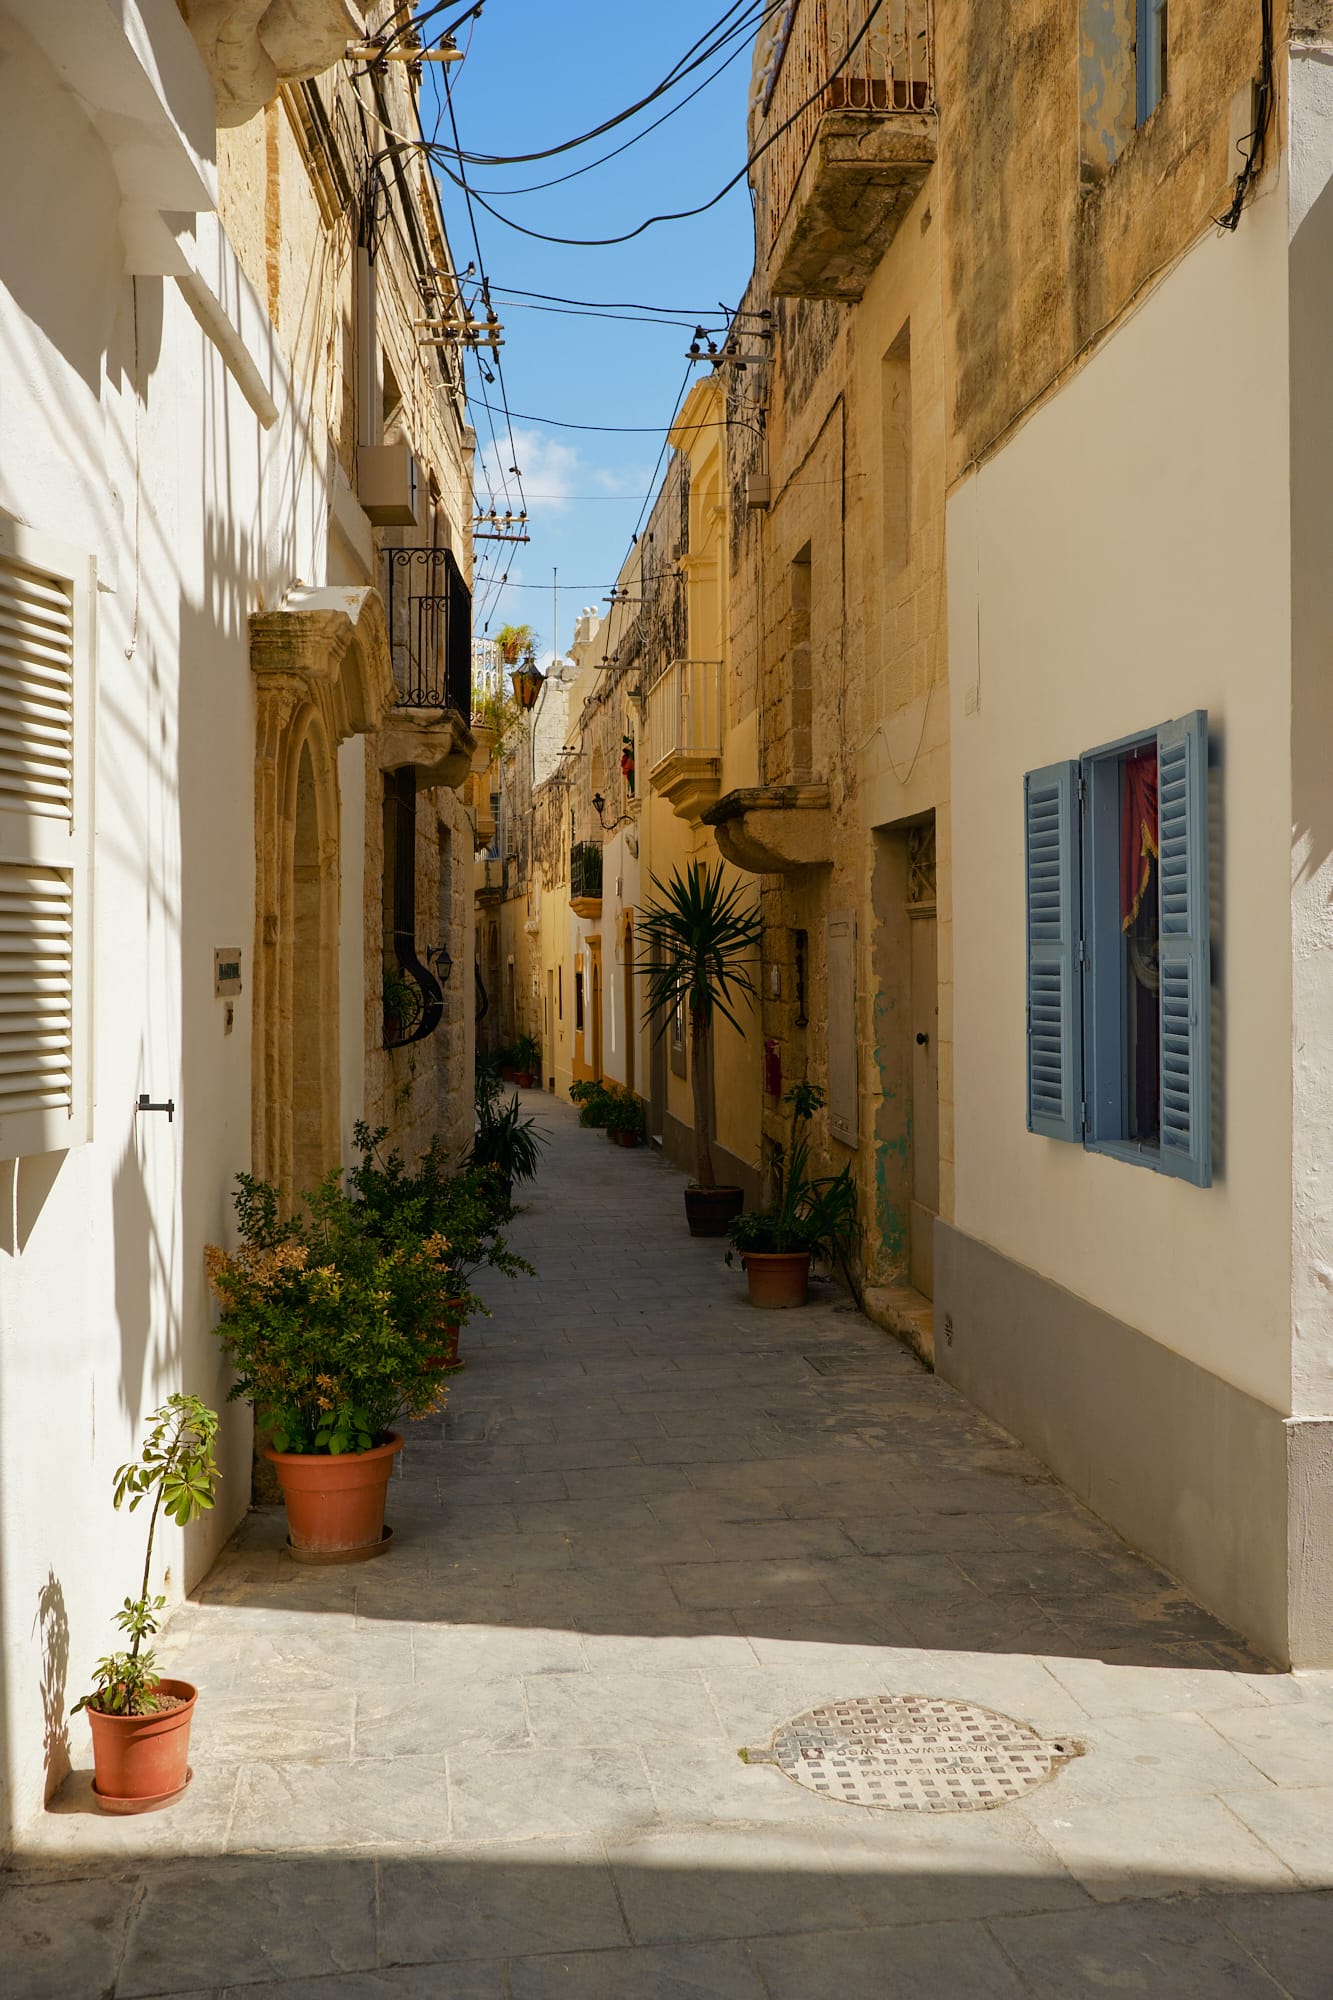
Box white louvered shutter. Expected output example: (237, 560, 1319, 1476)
(1024, 760, 1082, 1143)
(0, 518, 94, 1160)
(1155, 711, 1211, 1186)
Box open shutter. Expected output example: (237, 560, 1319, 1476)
(826, 909, 857, 1146)
(0, 518, 93, 1161)
(1025, 760, 1082, 1142)
(1156, 710, 1211, 1186)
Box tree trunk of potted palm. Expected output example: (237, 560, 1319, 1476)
(638, 860, 761, 1236)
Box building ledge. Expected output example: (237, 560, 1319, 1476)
(569, 895, 603, 922)
(770, 110, 936, 300)
(378, 708, 475, 792)
(701, 784, 832, 873)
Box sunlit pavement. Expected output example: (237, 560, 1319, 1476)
(8, 1092, 1333, 1996)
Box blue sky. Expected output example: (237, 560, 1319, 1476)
(420, 1, 761, 660)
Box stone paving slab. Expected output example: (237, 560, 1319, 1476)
(9, 1092, 1333, 1994)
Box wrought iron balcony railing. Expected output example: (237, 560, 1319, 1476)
(383, 545, 472, 722)
(570, 841, 603, 909)
(758, 0, 936, 297)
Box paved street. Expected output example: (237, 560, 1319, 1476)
(7, 1093, 1333, 1996)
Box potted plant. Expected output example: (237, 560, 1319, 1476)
(206, 1174, 452, 1562)
(470, 1086, 547, 1206)
(349, 1124, 533, 1373)
(494, 1043, 517, 1083)
(637, 860, 761, 1235)
(727, 1084, 859, 1308)
(570, 1078, 613, 1128)
(73, 1395, 221, 1811)
(496, 621, 535, 667)
(512, 1032, 542, 1089)
(604, 1085, 645, 1148)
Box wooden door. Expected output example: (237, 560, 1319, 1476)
(909, 911, 939, 1297)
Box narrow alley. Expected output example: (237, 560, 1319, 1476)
(8, 1097, 1333, 1997)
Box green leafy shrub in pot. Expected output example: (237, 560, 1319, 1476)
(349, 1123, 533, 1299)
(206, 1172, 453, 1453)
(603, 1087, 645, 1140)
(570, 1079, 614, 1127)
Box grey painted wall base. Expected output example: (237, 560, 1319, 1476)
(935, 1220, 1333, 1668)
(659, 1111, 761, 1209)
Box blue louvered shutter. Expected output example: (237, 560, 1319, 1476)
(1025, 761, 1082, 1142)
(1156, 711, 1211, 1186)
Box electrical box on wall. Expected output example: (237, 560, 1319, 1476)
(214, 948, 242, 997)
(357, 442, 420, 526)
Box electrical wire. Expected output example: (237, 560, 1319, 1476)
(463, 0, 785, 196)
(488, 283, 767, 319)
(435, 0, 886, 248)
(440, 0, 773, 167)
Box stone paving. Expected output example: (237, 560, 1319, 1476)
(7, 1093, 1333, 1996)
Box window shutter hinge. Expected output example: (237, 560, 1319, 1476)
(1077, 775, 1087, 808)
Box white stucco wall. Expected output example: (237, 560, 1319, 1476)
(946, 182, 1294, 1415)
(0, 10, 320, 1846)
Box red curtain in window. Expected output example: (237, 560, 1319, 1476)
(1122, 748, 1158, 930)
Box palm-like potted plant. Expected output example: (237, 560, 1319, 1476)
(727, 1084, 859, 1307)
(470, 1084, 547, 1205)
(73, 1395, 220, 1811)
(512, 1032, 541, 1089)
(496, 621, 535, 666)
(637, 860, 761, 1235)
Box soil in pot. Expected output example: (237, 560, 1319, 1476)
(742, 1250, 812, 1309)
(87, 1677, 197, 1809)
(265, 1434, 403, 1558)
(684, 1185, 745, 1237)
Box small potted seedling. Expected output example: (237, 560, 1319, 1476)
(73, 1394, 220, 1811)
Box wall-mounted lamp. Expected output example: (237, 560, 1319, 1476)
(427, 943, 454, 985)
(591, 791, 607, 824)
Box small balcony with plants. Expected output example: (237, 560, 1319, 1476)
(569, 840, 603, 920)
(756, 0, 936, 300)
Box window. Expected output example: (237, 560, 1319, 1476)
(1024, 710, 1210, 1185)
(1137, 0, 1167, 123)
(0, 517, 94, 1161)
(574, 966, 584, 1032)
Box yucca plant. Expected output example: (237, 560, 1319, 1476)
(637, 860, 760, 1191)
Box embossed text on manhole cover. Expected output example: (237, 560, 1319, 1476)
(767, 1695, 1077, 1812)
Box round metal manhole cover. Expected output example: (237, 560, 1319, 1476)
(767, 1695, 1077, 1812)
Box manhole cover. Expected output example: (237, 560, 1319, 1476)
(766, 1695, 1077, 1812)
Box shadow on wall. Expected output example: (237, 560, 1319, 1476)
(33, 1569, 69, 1806)
(3, 1844, 1330, 1995)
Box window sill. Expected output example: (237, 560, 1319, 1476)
(1085, 1136, 1162, 1174)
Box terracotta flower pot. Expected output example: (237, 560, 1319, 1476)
(742, 1249, 812, 1309)
(87, 1677, 196, 1811)
(500, 1064, 517, 1082)
(265, 1434, 402, 1560)
(683, 1185, 744, 1237)
(515, 1071, 534, 1089)
(425, 1302, 465, 1373)
(609, 1128, 641, 1148)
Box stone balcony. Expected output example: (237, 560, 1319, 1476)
(646, 659, 726, 821)
(759, 0, 936, 300)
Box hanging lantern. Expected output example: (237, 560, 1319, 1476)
(510, 647, 544, 711)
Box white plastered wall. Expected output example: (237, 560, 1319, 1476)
(946, 177, 1294, 1416)
(0, 11, 329, 1846)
